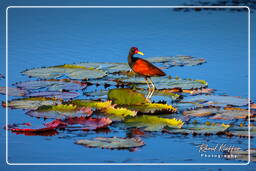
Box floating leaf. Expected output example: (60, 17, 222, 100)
(183, 106, 220, 117)
(226, 125, 256, 137)
(26, 91, 80, 99)
(125, 115, 184, 131)
(0, 87, 27, 97)
(118, 77, 208, 90)
(22, 65, 106, 80)
(46, 117, 112, 131)
(70, 100, 136, 120)
(75, 137, 144, 149)
(26, 104, 93, 119)
(108, 88, 146, 105)
(146, 56, 206, 67)
(5, 97, 62, 110)
(183, 106, 252, 120)
(184, 95, 248, 107)
(164, 123, 230, 135)
(125, 102, 177, 114)
(227, 148, 256, 162)
(15, 79, 87, 91)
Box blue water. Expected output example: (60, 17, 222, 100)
(0, 0, 255, 171)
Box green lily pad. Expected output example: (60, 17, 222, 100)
(75, 137, 144, 149)
(118, 77, 208, 90)
(22, 64, 106, 80)
(226, 125, 256, 137)
(108, 88, 147, 105)
(164, 123, 230, 135)
(26, 91, 80, 99)
(146, 56, 206, 67)
(26, 104, 93, 119)
(184, 95, 249, 107)
(125, 115, 184, 131)
(5, 97, 62, 110)
(15, 79, 87, 91)
(183, 106, 221, 117)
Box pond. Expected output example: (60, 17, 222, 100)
(0, 6, 255, 167)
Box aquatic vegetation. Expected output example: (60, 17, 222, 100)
(0, 87, 27, 97)
(125, 115, 184, 131)
(75, 137, 144, 150)
(26, 91, 80, 99)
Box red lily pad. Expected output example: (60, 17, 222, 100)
(46, 117, 112, 131)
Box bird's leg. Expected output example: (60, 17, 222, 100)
(148, 77, 155, 99)
(145, 77, 152, 100)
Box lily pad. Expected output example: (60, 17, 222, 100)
(108, 88, 146, 105)
(46, 117, 112, 131)
(22, 64, 106, 80)
(125, 102, 177, 114)
(26, 91, 80, 99)
(0, 87, 27, 97)
(183, 106, 221, 117)
(5, 97, 62, 110)
(164, 123, 230, 135)
(184, 95, 248, 107)
(118, 77, 208, 90)
(146, 56, 206, 67)
(26, 104, 93, 119)
(75, 137, 144, 149)
(226, 125, 256, 137)
(125, 115, 184, 131)
(15, 79, 87, 91)
(227, 148, 256, 162)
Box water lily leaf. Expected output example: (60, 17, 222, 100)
(5, 97, 62, 110)
(22, 65, 106, 80)
(15, 79, 87, 91)
(164, 123, 230, 135)
(183, 106, 221, 117)
(7, 120, 64, 136)
(226, 125, 256, 137)
(125, 102, 177, 114)
(46, 117, 112, 131)
(26, 104, 93, 119)
(182, 88, 215, 95)
(75, 137, 144, 149)
(119, 77, 208, 90)
(146, 56, 206, 67)
(125, 115, 184, 131)
(227, 148, 256, 162)
(108, 88, 147, 105)
(184, 95, 248, 107)
(69, 100, 137, 120)
(26, 91, 80, 99)
(0, 87, 27, 96)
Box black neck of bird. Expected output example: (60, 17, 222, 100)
(128, 51, 135, 67)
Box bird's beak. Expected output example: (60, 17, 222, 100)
(137, 51, 144, 56)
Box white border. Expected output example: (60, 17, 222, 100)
(5, 6, 251, 166)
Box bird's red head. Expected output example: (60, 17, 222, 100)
(130, 47, 144, 56)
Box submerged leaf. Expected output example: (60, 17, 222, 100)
(108, 88, 146, 105)
(125, 115, 184, 131)
(75, 137, 144, 149)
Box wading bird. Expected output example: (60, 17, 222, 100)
(128, 47, 166, 100)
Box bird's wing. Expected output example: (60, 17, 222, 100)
(132, 58, 166, 77)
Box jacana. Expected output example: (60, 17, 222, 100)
(128, 47, 166, 100)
